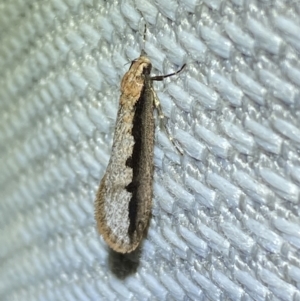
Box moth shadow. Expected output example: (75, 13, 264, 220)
(108, 247, 141, 279)
(107, 216, 152, 278)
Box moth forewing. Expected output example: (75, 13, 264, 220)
(95, 56, 154, 253)
(95, 47, 185, 253)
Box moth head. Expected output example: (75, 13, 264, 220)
(129, 54, 152, 73)
(140, 54, 152, 75)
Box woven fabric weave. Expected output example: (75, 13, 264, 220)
(1, 0, 300, 300)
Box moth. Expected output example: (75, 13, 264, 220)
(95, 31, 185, 253)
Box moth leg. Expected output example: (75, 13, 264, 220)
(151, 87, 183, 155)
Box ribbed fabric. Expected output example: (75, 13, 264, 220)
(0, 1, 300, 300)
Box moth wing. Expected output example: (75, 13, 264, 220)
(94, 98, 141, 251)
(95, 57, 155, 253)
(95, 172, 133, 251)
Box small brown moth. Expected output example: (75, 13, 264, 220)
(95, 29, 185, 253)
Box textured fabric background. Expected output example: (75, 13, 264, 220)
(1, 0, 300, 300)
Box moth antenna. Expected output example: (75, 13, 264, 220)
(143, 24, 147, 45)
(140, 24, 147, 56)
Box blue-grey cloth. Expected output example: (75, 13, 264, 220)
(0, 1, 300, 300)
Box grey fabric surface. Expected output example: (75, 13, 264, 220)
(1, 0, 300, 300)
